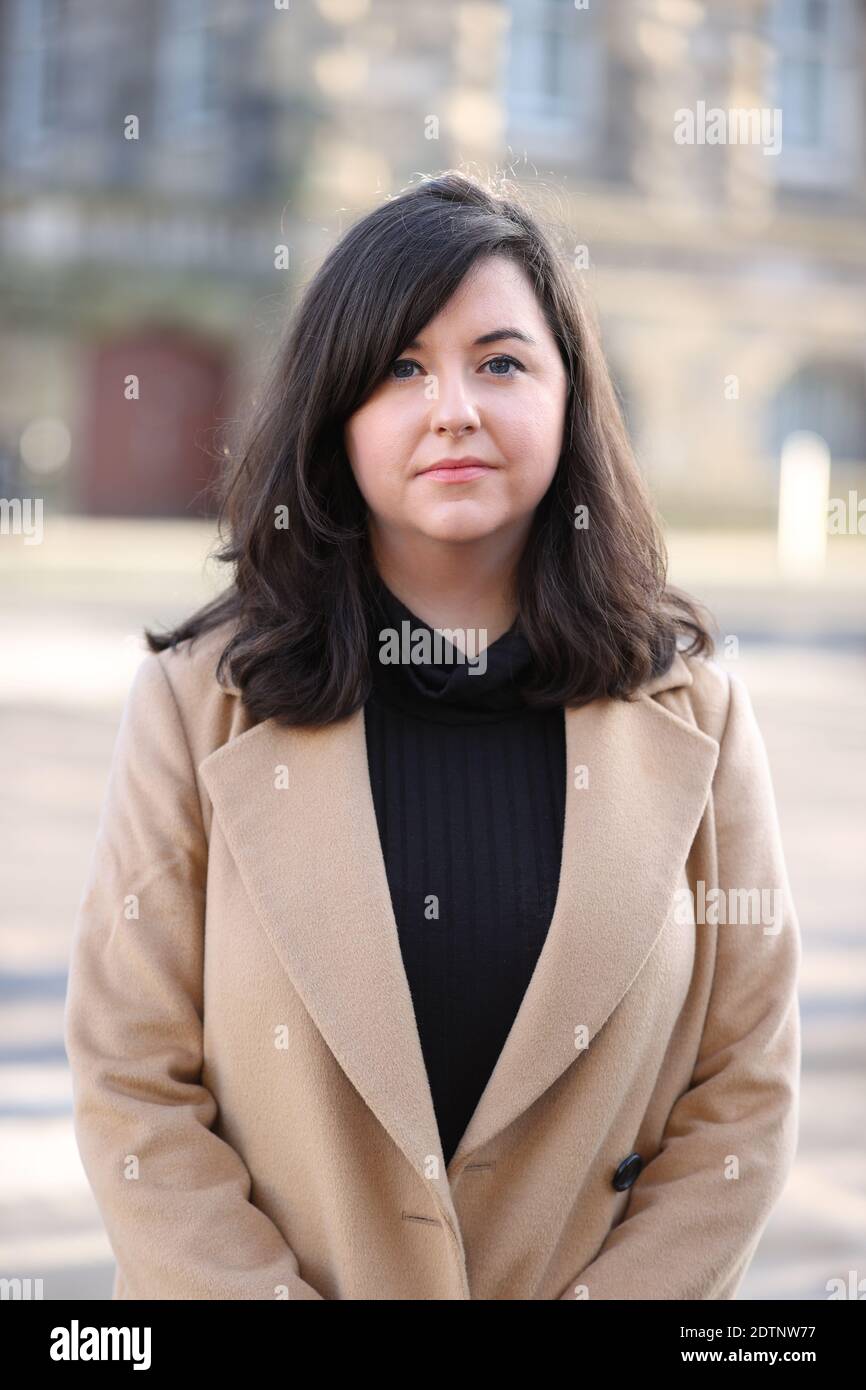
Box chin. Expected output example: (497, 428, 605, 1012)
(415, 513, 509, 544)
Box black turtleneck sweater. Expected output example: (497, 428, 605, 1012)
(363, 578, 566, 1168)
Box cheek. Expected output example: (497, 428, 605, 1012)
(497, 393, 564, 487)
(344, 405, 404, 499)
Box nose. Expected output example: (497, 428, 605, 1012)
(428, 371, 481, 438)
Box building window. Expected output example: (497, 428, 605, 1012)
(2, 0, 49, 171)
(765, 0, 863, 189)
(504, 0, 603, 154)
(154, 0, 221, 143)
(767, 360, 866, 467)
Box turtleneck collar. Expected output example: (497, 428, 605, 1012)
(366, 573, 536, 724)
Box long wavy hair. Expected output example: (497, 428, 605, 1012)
(145, 169, 715, 726)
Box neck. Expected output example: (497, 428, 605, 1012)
(368, 525, 526, 650)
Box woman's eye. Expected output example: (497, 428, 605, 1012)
(484, 355, 524, 376)
(389, 359, 419, 380)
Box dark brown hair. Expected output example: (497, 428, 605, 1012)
(145, 169, 714, 726)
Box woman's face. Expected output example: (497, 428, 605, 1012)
(344, 254, 569, 552)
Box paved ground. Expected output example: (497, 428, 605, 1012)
(0, 521, 863, 1300)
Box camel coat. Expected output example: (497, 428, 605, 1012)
(63, 621, 801, 1300)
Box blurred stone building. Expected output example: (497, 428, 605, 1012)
(1, 0, 864, 523)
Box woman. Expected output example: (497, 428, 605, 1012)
(64, 171, 801, 1301)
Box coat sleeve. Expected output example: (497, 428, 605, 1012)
(63, 651, 325, 1300)
(558, 669, 802, 1300)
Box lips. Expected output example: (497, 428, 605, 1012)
(419, 457, 493, 472)
(417, 457, 496, 481)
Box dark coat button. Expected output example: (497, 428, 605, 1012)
(612, 1152, 643, 1191)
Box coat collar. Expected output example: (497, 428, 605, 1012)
(199, 648, 717, 1247)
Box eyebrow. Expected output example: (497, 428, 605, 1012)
(403, 327, 538, 350)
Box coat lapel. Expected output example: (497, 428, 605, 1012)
(198, 702, 462, 1227)
(448, 656, 720, 1168)
(198, 652, 720, 1228)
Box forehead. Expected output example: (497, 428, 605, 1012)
(420, 256, 548, 336)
